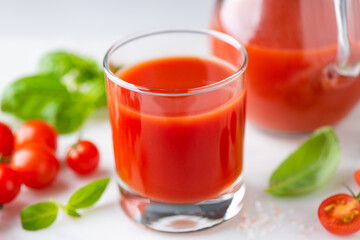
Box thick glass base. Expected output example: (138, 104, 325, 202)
(118, 176, 245, 232)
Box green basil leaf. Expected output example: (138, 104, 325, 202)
(2, 74, 64, 119)
(49, 92, 94, 134)
(1, 51, 106, 134)
(39, 51, 101, 81)
(266, 127, 340, 196)
(1, 74, 94, 134)
(67, 178, 110, 210)
(66, 208, 81, 218)
(39, 51, 107, 108)
(84, 75, 107, 108)
(21, 201, 58, 231)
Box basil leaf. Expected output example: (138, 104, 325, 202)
(1, 51, 106, 134)
(1, 74, 93, 134)
(66, 208, 81, 218)
(2, 74, 64, 119)
(67, 178, 110, 210)
(266, 127, 340, 196)
(39, 51, 100, 80)
(49, 92, 94, 134)
(21, 201, 58, 231)
(39, 51, 106, 108)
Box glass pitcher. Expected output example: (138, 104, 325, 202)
(212, 0, 360, 132)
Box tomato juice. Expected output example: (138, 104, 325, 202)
(106, 56, 246, 203)
(212, 0, 360, 132)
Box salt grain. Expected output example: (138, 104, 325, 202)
(237, 201, 314, 239)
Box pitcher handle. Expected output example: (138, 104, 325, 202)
(323, 0, 360, 89)
(330, 0, 360, 78)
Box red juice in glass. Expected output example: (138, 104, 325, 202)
(107, 56, 245, 203)
(104, 29, 247, 232)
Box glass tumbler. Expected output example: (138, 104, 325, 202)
(103, 29, 247, 232)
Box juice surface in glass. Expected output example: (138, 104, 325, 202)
(212, 0, 360, 132)
(106, 56, 246, 204)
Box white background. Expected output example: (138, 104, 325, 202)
(1, 0, 360, 239)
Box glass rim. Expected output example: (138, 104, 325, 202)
(103, 28, 248, 96)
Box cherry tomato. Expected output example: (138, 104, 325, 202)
(66, 140, 99, 174)
(0, 121, 14, 158)
(318, 193, 360, 235)
(14, 120, 57, 152)
(0, 164, 21, 204)
(10, 145, 60, 189)
(354, 170, 360, 187)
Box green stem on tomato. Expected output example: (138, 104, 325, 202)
(0, 154, 11, 164)
(343, 184, 360, 201)
(72, 131, 83, 151)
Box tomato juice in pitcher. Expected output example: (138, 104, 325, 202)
(212, 0, 360, 132)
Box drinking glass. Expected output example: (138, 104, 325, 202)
(103, 29, 247, 232)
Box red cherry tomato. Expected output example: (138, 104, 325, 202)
(10, 145, 60, 189)
(318, 193, 360, 235)
(354, 170, 360, 187)
(0, 164, 21, 204)
(14, 120, 57, 152)
(66, 140, 99, 175)
(0, 122, 14, 158)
